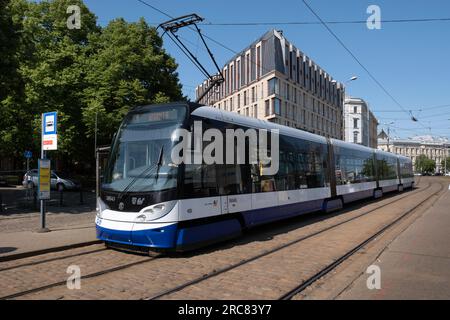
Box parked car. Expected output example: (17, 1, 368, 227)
(445, 172, 450, 177)
(22, 170, 80, 191)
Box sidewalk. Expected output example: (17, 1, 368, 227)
(338, 183, 450, 299)
(0, 198, 99, 260)
(0, 223, 99, 261)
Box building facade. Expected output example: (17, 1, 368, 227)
(195, 30, 345, 140)
(378, 135, 450, 173)
(344, 96, 378, 148)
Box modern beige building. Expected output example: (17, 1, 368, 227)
(195, 30, 345, 140)
(344, 96, 378, 148)
(378, 135, 450, 173)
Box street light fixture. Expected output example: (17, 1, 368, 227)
(332, 76, 358, 85)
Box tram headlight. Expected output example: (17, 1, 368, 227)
(139, 200, 177, 221)
(96, 198, 109, 218)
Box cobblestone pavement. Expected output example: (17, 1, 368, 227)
(1, 178, 442, 300)
(0, 187, 95, 233)
(0, 244, 150, 299)
(0, 210, 96, 233)
(0, 186, 95, 217)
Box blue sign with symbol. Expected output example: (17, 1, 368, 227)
(24, 151, 32, 159)
(43, 112, 57, 135)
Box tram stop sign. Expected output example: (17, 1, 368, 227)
(42, 112, 58, 151)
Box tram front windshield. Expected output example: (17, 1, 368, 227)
(103, 105, 187, 193)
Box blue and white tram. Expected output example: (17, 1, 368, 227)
(95, 102, 414, 251)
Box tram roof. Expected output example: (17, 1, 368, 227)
(192, 106, 328, 145)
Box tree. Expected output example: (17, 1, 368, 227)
(0, 0, 26, 167)
(0, 0, 184, 173)
(441, 156, 450, 173)
(415, 155, 436, 174)
(81, 18, 184, 149)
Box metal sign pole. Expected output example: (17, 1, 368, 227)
(38, 113, 50, 233)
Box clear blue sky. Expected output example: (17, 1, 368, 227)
(83, 0, 450, 139)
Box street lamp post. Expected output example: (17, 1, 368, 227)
(383, 122, 395, 152)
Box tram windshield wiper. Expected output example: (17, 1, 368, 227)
(155, 145, 164, 183)
(117, 145, 164, 200)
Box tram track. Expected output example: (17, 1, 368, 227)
(0, 246, 108, 272)
(279, 180, 446, 300)
(144, 180, 436, 300)
(0, 249, 161, 300)
(1, 179, 434, 300)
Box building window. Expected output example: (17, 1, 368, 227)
(273, 98, 281, 115)
(268, 78, 279, 95)
(224, 68, 229, 95)
(353, 131, 358, 143)
(237, 59, 241, 90)
(286, 84, 290, 101)
(353, 118, 358, 129)
(256, 45, 261, 79)
(251, 87, 255, 103)
(237, 94, 241, 109)
(354, 106, 357, 113)
(245, 52, 250, 84)
(265, 100, 270, 116)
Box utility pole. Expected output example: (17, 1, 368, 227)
(387, 126, 390, 152)
(445, 144, 448, 174)
(383, 122, 394, 152)
(95, 112, 98, 200)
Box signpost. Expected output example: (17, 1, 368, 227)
(38, 112, 58, 232)
(24, 151, 32, 199)
(24, 150, 32, 180)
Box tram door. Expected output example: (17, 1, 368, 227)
(219, 165, 252, 215)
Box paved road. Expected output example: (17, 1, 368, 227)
(1, 177, 448, 300)
(337, 180, 450, 299)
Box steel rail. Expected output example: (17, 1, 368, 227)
(144, 181, 432, 300)
(278, 181, 445, 300)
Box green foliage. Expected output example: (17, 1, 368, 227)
(415, 155, 436, 174)
(0, 0, 184, 170)
(441, 156, 450, 173)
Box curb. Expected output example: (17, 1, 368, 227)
(0, 240, 102, 263)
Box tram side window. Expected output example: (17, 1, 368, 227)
(305, 142, 326, 188)
(184, 164, 218, 198)
(217, 164, 249, 195)
(210, 120, 252, 196)
(252, 149, 277, 193)
(377, 155, 398, 180)
(335, 147, 375, 184)
(295, 138, 326, 189)
(400, 159, 413, 178)
(275, 137, 298, 191)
